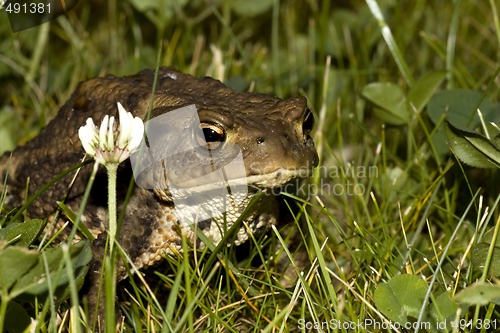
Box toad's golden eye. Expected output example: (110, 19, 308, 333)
(196, 123, 226, 150)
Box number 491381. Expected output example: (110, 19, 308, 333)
(5, 2, 51, 14)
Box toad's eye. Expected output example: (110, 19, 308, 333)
(196, 123, 226, 149)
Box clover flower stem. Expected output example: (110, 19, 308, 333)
(104, 255, 117, 332)
(106, 162, 118, 254)
(105, 162, 118, 332)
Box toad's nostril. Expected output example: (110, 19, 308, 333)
(256, 137, 265, 144)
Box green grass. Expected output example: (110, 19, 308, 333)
(1, 0, 500, 332)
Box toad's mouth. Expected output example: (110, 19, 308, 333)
(243, 167, 315, 188)
(153, 167, 315, 200)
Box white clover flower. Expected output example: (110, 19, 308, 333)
(78, 102, 144, 165)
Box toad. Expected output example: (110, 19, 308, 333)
(0, 67, 318, 311)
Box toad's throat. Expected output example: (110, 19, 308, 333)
(151, 167, 312, 227)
